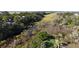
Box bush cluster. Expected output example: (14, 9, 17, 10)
(0, 11, 46, 40)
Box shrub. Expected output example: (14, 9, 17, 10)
(0, 12, 45, 40)
(28, 32, 55, 48)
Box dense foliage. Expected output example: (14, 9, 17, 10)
(0, 11, 46, 40)
(1, 12, 79, 48)
(28, 32, 56, 48)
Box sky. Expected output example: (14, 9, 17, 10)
(0, 0, 79, 11)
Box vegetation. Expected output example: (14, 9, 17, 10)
(28, 32, 56, 48)
(0, 11, 46, 40)
(0, 11, 79, 48)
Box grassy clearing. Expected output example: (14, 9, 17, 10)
(36, 13, 57, 24)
